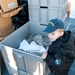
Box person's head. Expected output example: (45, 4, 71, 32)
(44, 18, 64, 42)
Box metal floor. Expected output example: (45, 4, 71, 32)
(1, 17, 75, 75)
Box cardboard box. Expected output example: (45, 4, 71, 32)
(0, 15, 14, 37)
(0, 30, 15, 41)
(0, 0, 18, 12)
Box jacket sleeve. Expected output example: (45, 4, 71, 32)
(44, 52, 66, 67)
(44, 48, 66, 67)
(44, 54, 55, 66)
(44, 46, 75, 67)
(60, 47, 75, 59)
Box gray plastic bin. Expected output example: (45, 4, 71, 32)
(0, 22, 50, 75)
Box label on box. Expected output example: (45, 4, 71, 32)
(8, 3, 17, 8)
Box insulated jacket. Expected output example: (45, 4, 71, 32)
(45, 31, 75, 75)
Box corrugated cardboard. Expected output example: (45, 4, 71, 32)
(0, 30, 15, 41)
(0, 0, 18, 12)
(0, 15, 13, 37)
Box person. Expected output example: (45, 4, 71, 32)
(68, 0, 75, 18)
(42, 18, 75, 75)
(67, 1, 71, 17)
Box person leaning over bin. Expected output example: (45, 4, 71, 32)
(42, 18, 75, 75)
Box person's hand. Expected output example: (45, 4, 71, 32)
(42, 52, 48, 59)
(17, 7, 23, 11)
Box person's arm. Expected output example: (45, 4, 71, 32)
(0, 7, 23, 17)
(60, 47, 75, 59)
(42, 48, 66, 67)
(67, 2, 71, 11)
(9, 4, 26, 17)
(42, 52, 55, 66)
(67, 2, 71, 17)
(9, 7, 23, 17)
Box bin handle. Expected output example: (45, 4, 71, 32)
(40, 6, 48, 8)
(40, 24, 47, 26)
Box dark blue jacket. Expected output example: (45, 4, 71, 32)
(45, 31, 75, 75)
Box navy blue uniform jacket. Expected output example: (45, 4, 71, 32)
(45, 31, 75, 75)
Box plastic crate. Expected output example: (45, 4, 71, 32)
(0, 22, 49, 75)
(28, 0, 68, 6)
(5, 62, 18, 75)
(28, 2, 68, 23)
(18, 69, 26, 75)
(28, 0, 48, 6)
(48, 0, 67, 6)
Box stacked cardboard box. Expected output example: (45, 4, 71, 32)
(0, 0, 18, 12)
